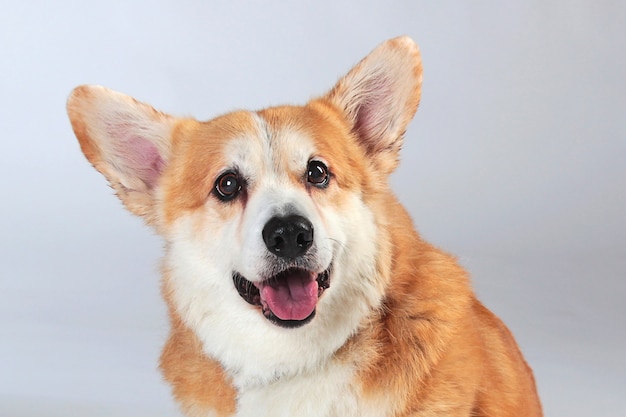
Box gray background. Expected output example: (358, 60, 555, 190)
(1, 1, 624, 416)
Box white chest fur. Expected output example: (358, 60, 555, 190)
(234, 361, 370, 417)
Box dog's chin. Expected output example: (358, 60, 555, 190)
(233, 266, 331, 329)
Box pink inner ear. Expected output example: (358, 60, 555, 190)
(116, 136, 165, 189)
(105, 118, 166, 190)
(352, 74, 394, 150)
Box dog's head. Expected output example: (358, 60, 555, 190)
(68, 37, 422, 384)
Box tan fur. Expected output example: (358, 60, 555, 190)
(68, 36, 542, 416)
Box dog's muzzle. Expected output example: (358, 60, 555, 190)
(233, 215, 331, 328)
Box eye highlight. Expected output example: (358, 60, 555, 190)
(214, 171, 242, 201)
(307, 160, 330, 188)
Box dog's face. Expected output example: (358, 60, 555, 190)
(68, 37, 422, 386)
(163, 107, 375, 329)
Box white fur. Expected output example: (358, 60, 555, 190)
(236, 361, 359, 417)
(235, 360, 393, 417)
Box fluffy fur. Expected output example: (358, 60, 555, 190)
(67, 36, 542, 416)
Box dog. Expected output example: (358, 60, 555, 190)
(67, 36, 542, 416)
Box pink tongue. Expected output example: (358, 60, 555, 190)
(260, 271, 319, 321)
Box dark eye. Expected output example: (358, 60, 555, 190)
(215, 171, 242, 201)
(307, 160, 330, 187)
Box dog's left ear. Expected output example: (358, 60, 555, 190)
(321, 36, 423, 174)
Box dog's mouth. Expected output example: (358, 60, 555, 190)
(233, 266, 331, 328)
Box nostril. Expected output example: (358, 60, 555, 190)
(273, 236, 285, 252)
(296, 230, 313, 249)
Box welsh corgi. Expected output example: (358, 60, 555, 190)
(67, 36, 542, 417)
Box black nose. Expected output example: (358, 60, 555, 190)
(262, 215, 314, 259)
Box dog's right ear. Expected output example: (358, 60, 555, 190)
(67, 85, 177, 223)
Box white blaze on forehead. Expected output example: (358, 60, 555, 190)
(262, 124, 318, 179)
(221, 112, 317, 184)
(219, 113, 269, 181)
